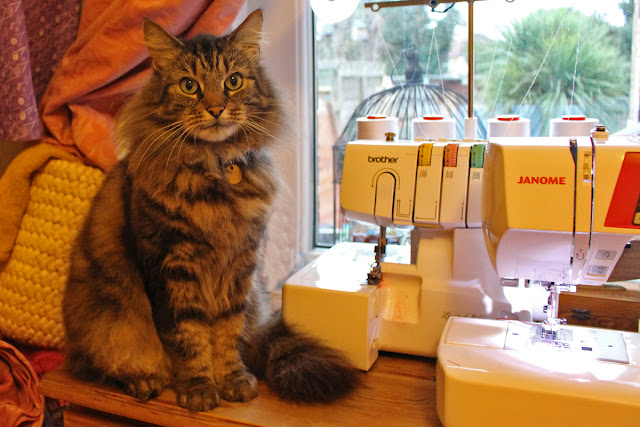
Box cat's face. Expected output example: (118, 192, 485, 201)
(142, 11, 271, 144)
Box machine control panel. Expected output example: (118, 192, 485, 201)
(340, 135, 640, 287)
(341, 140, 486, 231)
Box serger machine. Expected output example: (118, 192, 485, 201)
(284, 132, 549, 370)
(282, 123, 640, 425)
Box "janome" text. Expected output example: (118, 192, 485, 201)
(517, 176, 566, 185)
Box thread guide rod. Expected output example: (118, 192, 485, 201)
(468, 1, 474, 118)
(364, 0, 483, 12)
(361, 0, 484, 281)
(364, 0, 486, 119)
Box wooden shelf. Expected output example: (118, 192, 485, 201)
(40, 353, 441, 426)
(39, 243, 640, 425)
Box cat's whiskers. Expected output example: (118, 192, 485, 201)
(244, 112, 279, 128)
(128, 109, 163, 125)
(164, 124, 194, 175)
(176, 123, 200, 168)
(236, 117, 250, 141)
(243, 111, 277, 126)
(237, 122, 260, 141)
(242, 117, 276, 140)
(129, 121, 178, 164)
(143, 122, 185, 155)
(131, 121, 184, 172)
(116, 110, 163, 157)
(162, 121, 202, 174)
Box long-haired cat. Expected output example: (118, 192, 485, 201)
(62, 10, 358, 412)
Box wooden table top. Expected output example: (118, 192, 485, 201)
(39, 352, 442, 426)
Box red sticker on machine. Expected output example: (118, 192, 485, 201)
(604, 152, 640, 229)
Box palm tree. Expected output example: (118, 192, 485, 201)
(475, 8, 630, 136)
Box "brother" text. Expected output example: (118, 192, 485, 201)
(368, 155, 398, 163)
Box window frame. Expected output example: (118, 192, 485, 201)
(242, 0, 317, 288)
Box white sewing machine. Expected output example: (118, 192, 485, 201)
(436, 131, 640, 426)
(283, 127, 640, 424)
(284, 136, 548, 369)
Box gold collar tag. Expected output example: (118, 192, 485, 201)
(225, 164, 243, 185)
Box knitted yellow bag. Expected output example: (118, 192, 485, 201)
(0, 159, 104, 349)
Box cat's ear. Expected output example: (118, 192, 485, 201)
(143, 19, 184, 69)
(228, 9, 263, 61)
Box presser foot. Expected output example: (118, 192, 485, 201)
(538, 282, 574, 339)
(366, 265, 382, 286)
(367, 226, 387, 286)
(540, 317, 568, 341)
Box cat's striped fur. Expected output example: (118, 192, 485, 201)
(62, 10, 357, 412)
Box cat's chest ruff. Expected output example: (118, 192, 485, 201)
(167, 161, 270, 226)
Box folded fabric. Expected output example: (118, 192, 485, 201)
(0, 340, 44, 427)
(0, 143, 80, 265)
(13, 344, 64, 379)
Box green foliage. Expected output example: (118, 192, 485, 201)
(610, 0, 634, 56)
(475, 8, 630, 135)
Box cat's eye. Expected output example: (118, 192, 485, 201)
(225, 73, 243, 91)
(180, 78, 200, 95)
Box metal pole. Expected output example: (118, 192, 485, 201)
(468, 0, 474, 118)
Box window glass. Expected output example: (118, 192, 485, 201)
(315, 0, 636, 247)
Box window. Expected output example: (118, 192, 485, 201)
(314, 0, 637, 247)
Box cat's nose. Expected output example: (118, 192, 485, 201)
(207, 106, 225, 119)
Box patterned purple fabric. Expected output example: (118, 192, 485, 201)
(0, 0, 80, 141)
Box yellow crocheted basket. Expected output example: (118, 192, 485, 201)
(0, 159, 104, 349)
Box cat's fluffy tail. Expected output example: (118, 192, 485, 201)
(244, 314, 359, 403)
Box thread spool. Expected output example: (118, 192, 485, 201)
(487, 115, 530, 138)
(464, 117, 478, 140)
(550, 115, 599, 137)
(412, 115, 456, 140)
(356, 116, 399, 140)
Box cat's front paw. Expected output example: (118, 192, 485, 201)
(176, 380, 220, 412)
(121, 374, 165, 401)
(219, 371, 258, 402)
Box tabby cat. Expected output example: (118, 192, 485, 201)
(62, 10, 357, 412)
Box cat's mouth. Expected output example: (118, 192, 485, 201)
(196, 122, 239, 142)
(201, 120, 229, 129)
